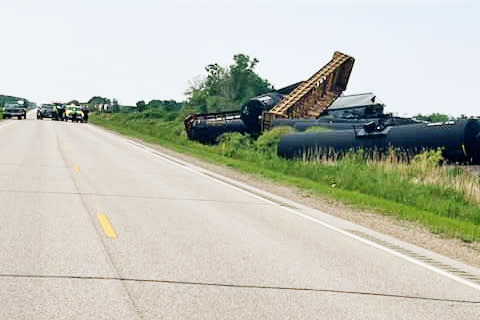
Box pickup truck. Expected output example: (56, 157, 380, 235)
(2, 104, 26, 120)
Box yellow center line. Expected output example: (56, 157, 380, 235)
(73, 165, 80, 173)
(97, 214, 117, 239)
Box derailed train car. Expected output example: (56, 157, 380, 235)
(183, 91, 286, 144)
(277, 119, 480, 164)
(184, 51, 359, 143)
(184, 90, 417, 144)
(183, 110, 247, 144)
(271, 92, 417, 131)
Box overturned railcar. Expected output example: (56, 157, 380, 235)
(278, 119, 480, 164)
(184, 91, 413, 143)
(184, 110, 246, 144)
(183, 92, 286, 144)
(272, 93, 417, 131)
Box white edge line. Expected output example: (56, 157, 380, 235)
(90, 124, 480, 292)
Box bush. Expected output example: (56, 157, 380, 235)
(255, 126, 296, 158)
(217, 132, 253, 157)
(165, 112, 178, 122)
(143, 109, 166, 119)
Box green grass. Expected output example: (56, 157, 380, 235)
(91, 111, 480, 242)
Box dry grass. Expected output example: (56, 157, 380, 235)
(377, 149, 480, 205)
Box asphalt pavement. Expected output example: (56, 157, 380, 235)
(0, 111, 479, 319)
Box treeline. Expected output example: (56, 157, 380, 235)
(0, 95, 34, 108)
(135, 100, 183, 113)
(84, 96, 182, 114)
(88, 53, 271, 117)
(129, 53, 272, 115)
(414, 113, 474, 122)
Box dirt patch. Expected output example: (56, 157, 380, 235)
(129, 136, 480, 269)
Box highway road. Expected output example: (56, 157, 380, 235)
(0, 111, 479, 319)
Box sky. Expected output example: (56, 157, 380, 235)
(0, 0, 479, 116)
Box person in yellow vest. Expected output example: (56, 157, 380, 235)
(52, 105, 59, 121)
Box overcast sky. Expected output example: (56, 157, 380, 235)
(1, 0, 478, 116)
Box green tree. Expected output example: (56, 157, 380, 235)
(186, 53, 273, 113)
(112, 99, 120, 113)
(204, 63, 226, 97)
(0, 95, 31, 108)
(226, 54, 271, 104)
(136, 100, 146, 112)
(67, 100, 80, 106)
(147, 99, 182, 112)
(88, 96, 111, 109)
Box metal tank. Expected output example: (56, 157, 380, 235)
(278, 119, 480, 164)
(240, 92, 285, 134)
(184, 92, 285, 144)
(271, 116, 418, 132)
(187, 118, 248, 144)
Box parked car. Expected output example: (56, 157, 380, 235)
(2, 104, 26, 120)
(37, 104, 58, 120)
